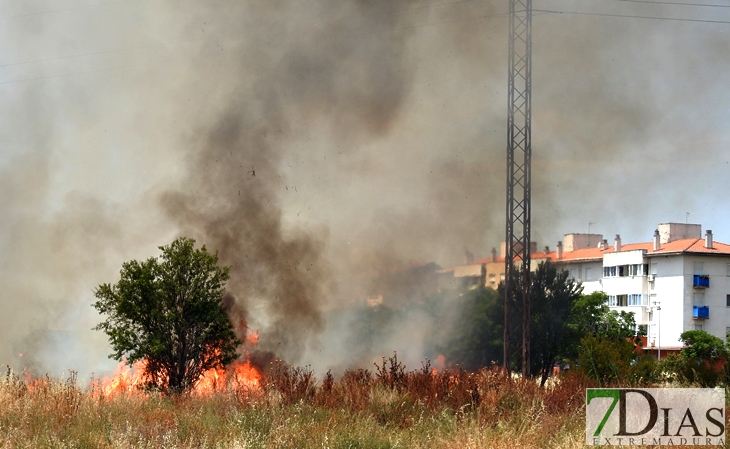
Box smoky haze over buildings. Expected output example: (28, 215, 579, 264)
(0, 0, 729, 376)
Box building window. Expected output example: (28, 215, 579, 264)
(585, 268, 592, 281)
(626, 264, 647, 276)
(727, 294, 730, 307)
(727, 264, 730, 277)
(726, 327, 730, 339)
(603, 266, 617, 277)
(628, 294, 645, 306)
(651, 263, 657, 275)
(608, 295, 617, 306)
(694, 325, 703, 331)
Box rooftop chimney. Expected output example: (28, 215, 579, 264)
(556, 241, 563, 260)
(599, 239, 609, 250)
(614, 234, 622, 252)
(658, 222, 701, 243)
(544, 245, 550, 254)
(491, 247, 497, 262)
(465, 250, 474, 264)
(653, 229, 660, 251)
(705, 230, 713, 249)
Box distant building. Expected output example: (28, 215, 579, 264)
(440, 241, 542, 290)
(366, 262, 445, 307)
(446, 222, 730, 358)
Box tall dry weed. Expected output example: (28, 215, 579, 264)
(0, 359, 596, 448)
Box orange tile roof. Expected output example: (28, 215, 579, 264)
(452, 238, 730, 269)
(546, 238, 730, 261)
(548, 242, 654, 262)
(651, 238, 730, 255)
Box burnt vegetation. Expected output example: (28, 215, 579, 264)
(6, 322, 730, 447)
(0, 354, 595, 448)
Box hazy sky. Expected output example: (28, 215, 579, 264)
(1, 0, 729, 377)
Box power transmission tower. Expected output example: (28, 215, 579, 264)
(504, 0, 532, 377)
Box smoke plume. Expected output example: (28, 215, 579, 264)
(0, 0, 729, 376)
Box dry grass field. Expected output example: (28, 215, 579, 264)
(0, 355, 597, 449)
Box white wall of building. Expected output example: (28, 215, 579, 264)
(561, 261, 603, 294)
(681, 256, 730, 342)
(649, 255, 686, 348)
(558, 249, 730, 349)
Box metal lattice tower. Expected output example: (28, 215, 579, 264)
(504, 0, 532, 377)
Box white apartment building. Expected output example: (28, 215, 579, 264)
(551, 223, 730, 356)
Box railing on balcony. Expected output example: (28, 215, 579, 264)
(693, 305, 709, 319)
(693, 275, 710, 288)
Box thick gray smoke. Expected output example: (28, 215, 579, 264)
(0, 0, 729, 376)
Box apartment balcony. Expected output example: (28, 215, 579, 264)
(693, 275, 710, 288)
(693, 305, 709, 319)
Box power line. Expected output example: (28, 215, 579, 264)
(535, 8, 730, 24)
(586, 0, 730, 9)
(6, 0, 721, 72)
(2, 2, 728, 86)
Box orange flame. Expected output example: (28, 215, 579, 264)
(194, 359, 261, 395)
(93, 328, 262, 398)
(92, 358, 148, 397)
(434, 354, 446, 371)
(247, 330, 259, 347)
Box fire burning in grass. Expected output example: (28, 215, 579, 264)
(92, 329, 263, 397)
(0, 352, 593, 449)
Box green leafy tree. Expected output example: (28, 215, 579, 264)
(570, 291, 639, 341)
(93, 237, 241, 394)
(569, 291, 610, 337)
(577, 335, 637, 386)
(679, 330, 728, 363)
(658, 330, 728, 386)
(529, 261, 583, 386)
(498, 262, 585, 376)
(438, 286, 503, 370)
(497, 265, 527, 371)
(572, 291, 655, 385)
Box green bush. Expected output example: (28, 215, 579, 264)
(655, 330, 727, 386)
(576, 335, 655, 386)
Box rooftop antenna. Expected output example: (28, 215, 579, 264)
(685, 212, 692, 224)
